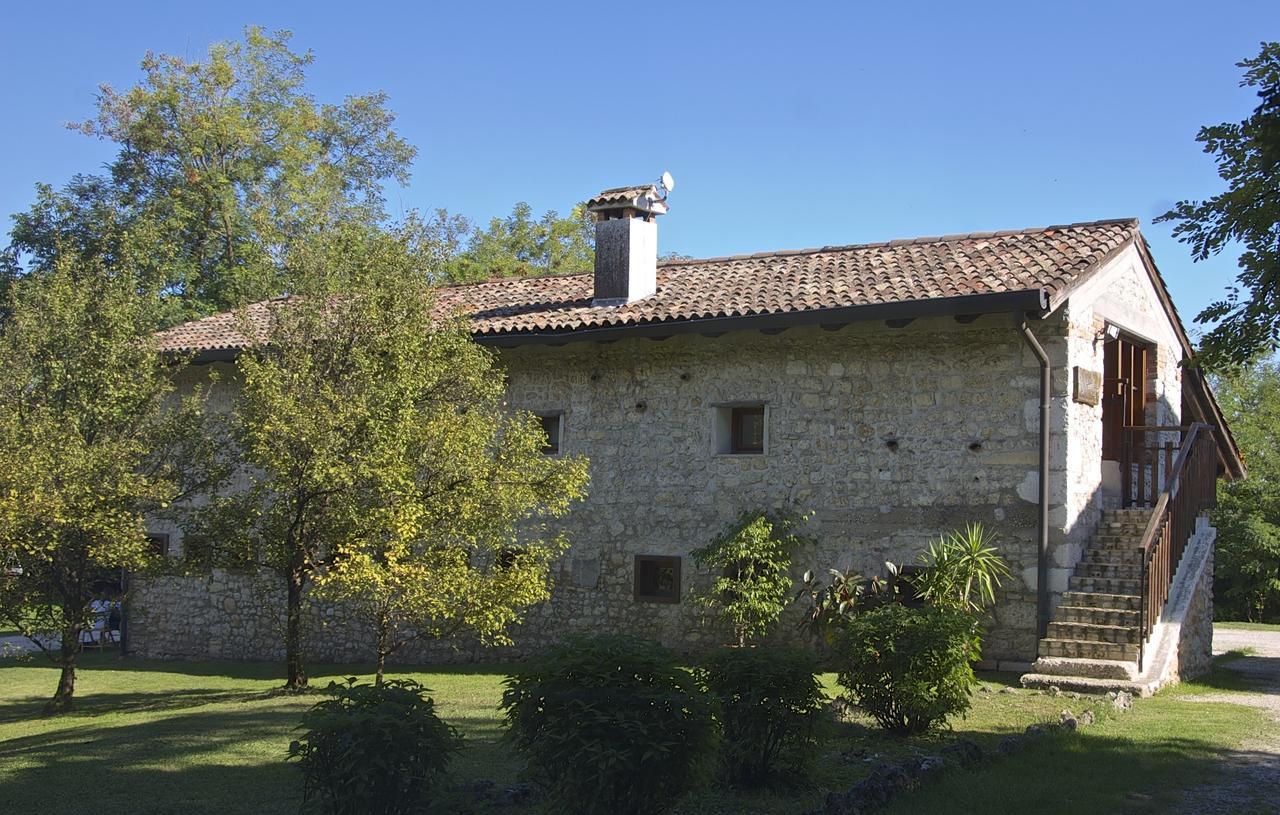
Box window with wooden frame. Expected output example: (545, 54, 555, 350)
(634, 555, 681, 603)
(714, 403, 767, 454)
(536, 413, 562, 455)
(496, 547, 525, 570)
(146, 533, 170, 558)
(730, 406, 766, 454)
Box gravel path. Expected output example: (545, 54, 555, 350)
(1173, 626, 1280, 815)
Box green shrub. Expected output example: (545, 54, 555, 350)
(500, 634, 716, 815)
(794, 564, 900, 645)
(690, 511, 807, 646)
(834, 604, 979, 735)
(695, 646, 824, 786)
(288, 678, 461, 815)
(910, 523, 1011, 613)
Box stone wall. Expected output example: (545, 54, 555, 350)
(132, 314, 1061, 664)
(130, 251, 1190, 669)
(1174, 533, 1215, 682)
(1047, 244, 1184, 620)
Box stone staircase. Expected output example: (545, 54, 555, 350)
(1023, 508, 1152, 690)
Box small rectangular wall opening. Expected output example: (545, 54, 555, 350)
(537, 412, 563, 455)
(634, 555, 681, 603)
(714, 403, 768, 455)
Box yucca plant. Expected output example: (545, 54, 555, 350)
(911, 523, 1010, 614)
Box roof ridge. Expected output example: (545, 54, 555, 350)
(657, 217, 1140, 268)
(430, 217, 1141, 288)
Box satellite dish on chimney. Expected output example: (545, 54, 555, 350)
(659, 171, 675, 195)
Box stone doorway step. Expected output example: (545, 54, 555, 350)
(1021, 508, 1151, 695)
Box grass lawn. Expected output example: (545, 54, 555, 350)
(1216, 620, 1280, 632)
(0, 651, 1270, 815)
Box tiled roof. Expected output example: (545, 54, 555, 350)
(155, 218, 1139, 353)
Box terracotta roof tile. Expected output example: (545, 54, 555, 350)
(156, 218, 1139, 353)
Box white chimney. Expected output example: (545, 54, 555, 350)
(587, 180, 670, 306)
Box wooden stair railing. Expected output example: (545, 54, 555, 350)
(1127, 423, 1218, 666)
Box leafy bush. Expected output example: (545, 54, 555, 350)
(794, 564, 900, 644)
(695, 646, 824, 786)
(834, 604, 979, 735)
(288, 678, 461, 815)
(910, 523, 1010, 613)
(690, 511, 806, 646)
(500, 634, 716, 815)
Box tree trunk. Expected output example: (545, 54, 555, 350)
(45, 626, 82, 714)
(375, 609, 389, 687)
(284, 568, 307, 690)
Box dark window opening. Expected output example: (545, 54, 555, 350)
(497, 547, 525, 570)
(730, 406, 765, 454)
(539, 414, 562, 455)
(146, 534, 170, 558)
(634, 555, 681, 603)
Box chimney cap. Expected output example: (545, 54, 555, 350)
(587, 183, 668, 218)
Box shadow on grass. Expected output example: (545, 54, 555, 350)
(42, 652, 525, 681)
(0, 705, 307, 815)
(0, 695, 523, 815)
(1182, 650, 1280, 695)
(883, 728, 1279, 815)
(0, 687, 276, 725)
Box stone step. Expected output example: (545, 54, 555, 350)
(1060, 590, 1141, 611)
(1102, 508, 1154, 519)
(1081, 549, 1146, 566)
(1055, 605, 1141, 627)
(1059, 591, 1141, 609)
(1020, 673, 1149, 696)
(1039, 638, 1140, 662)
(1070, 575, 1141, 595)
(1076, 561, 1144, 580)
(1024, 655, 1138, 681)
(1092, 533, 1146, 549)
(1046, 621, 1140, 645)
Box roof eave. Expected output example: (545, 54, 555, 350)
(474, 288, 1050, 348)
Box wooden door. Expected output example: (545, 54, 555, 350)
(1102, 336, 1148, 461)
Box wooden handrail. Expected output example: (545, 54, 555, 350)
(1135, 423, 1209, 557)
(1130, 422, 1217, 667)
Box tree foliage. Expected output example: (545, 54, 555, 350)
(690, 511, 805, 647)
(7, 27, 415, 324)
(501, 634, 716, 815)
(184, 226, 588, 688)
(694, 646, 824, 787)
(289, 678, 462, 815)
(0, 255, 210, 712)
(1210, 360, 1280, 621)
(834, 604, 979, 735)
(1158, 42, 1280, 369)
(433, 202, 595, 283)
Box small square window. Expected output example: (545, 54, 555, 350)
(538, 414, 562, 455)
(730, 406, 765, 454)
(146, 533, 170, 558)
(634, 555, 681, 603)
(497, 547, 525, 570)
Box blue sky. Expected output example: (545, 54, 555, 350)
(2, 1, 1277, 329)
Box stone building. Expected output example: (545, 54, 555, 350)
(135, 182, 1245, 690)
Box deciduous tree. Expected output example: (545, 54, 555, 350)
(0, 255, 211, 713)
(1211, 361, 1280, 621)
(186, 226, 587, 688)
(7, 27, 415, 324)
(1159, 42, 1280, 369)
